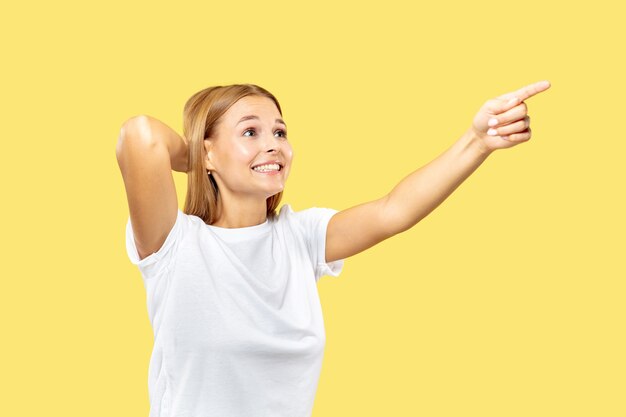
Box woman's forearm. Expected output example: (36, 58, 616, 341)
(122, 115, 189, 173)
(383, 129, 492, 234)
(383, 81, 551, 234)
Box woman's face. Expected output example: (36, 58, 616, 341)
(204, 95, 293, 200)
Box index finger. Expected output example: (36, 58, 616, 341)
(498, 80, 551, 102)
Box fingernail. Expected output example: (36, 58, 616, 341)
(488, 118, 498, 127)
(507, 97, 519, 106)
(487, 128, 498, 136)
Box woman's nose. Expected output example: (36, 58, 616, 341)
(263, 133, 281, 153)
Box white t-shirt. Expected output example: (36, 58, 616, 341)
(125, 204, 345, 417)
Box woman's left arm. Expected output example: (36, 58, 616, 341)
(325, 80, 551, 263)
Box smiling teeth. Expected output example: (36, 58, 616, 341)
(252, 163, 280, 172)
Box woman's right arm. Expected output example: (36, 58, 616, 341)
(115, 115, 189, 260)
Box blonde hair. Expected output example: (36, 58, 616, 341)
(182, 84, 284, 225)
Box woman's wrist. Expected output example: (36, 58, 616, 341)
(170, 135, 189, 173)
(464, 127, 495, 158)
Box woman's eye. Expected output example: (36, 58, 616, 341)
(243, 128, 287, 138)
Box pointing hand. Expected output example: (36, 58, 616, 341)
(471, 80, 551, 152)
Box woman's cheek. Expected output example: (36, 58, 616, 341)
(234, 142, 256, 160)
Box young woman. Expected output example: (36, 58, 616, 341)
(116, 81, 550, 417)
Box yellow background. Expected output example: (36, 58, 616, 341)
(2, 0, 624, 416)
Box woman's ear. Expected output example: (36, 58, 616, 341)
(204, 139, 217, 171)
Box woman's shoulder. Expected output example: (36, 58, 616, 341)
(279, 203, 337, 215)
(276, 203, 338, 226)
(178, 209, 219, 228)
(277, 203, 295, 215)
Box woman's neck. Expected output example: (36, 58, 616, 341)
(211, 195, 268, 228)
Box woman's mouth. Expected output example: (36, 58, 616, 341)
(251, 163, 282, 173)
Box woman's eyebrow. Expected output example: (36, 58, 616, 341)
(236, 115, 287, 128)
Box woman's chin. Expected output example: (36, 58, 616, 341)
(266, 187, 285, 198)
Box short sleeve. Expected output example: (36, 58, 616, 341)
(125, 209, 186, 279)
(293, 207, 345, 281)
